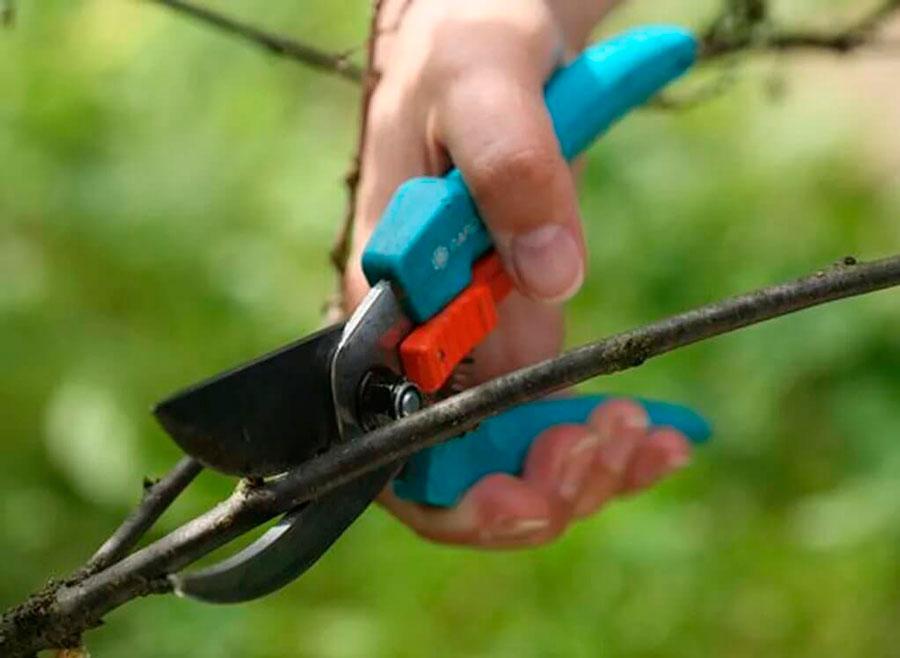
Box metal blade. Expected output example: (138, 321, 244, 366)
(154, 324, 344, 477)
(171, 463, 398, 603)
(164, 283, 416, 603)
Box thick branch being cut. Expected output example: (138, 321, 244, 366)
(3, 253, 899, 657)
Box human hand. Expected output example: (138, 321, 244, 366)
(342, 0, 693, 547)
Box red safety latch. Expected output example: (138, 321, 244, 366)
(400, 252, 513, 394)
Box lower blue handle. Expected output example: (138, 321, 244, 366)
(393, 395, 711, 507)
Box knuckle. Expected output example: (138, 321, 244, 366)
(591, 398, 649, 428)
(468, 143, 560, 206)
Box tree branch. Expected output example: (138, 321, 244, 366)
(146, 0, 363, 82)
(140, 0, 900, 263)
(700, 0, 900, 58)
(328, 0, 388, 289)
(145, 0, 900, 87)
(3, 253, 899, 657)
(82, 457, 203, 575)
(650, 0, 900, 109)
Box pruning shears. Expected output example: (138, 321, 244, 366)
(154, 26, 711, 604)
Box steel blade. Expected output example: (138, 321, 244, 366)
(161, 283, 415, 603)
(154, 324, 344, 477)
(171, 463, 398, 603)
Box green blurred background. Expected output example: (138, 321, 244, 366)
(2, 1, 899, 656)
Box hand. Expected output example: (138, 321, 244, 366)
(343, 0, 692, 547)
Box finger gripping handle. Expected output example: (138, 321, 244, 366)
(362, 26, 698, 322)
(393, 395, 711, 507)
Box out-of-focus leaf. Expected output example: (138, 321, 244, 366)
(43, 378, 141, 506)
(1, 0, 14, 28)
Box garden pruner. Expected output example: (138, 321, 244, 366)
(153, 26, 711, 604)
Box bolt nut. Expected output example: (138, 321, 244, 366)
(393, 383, 423, 418)
(358, 368, 423, 431)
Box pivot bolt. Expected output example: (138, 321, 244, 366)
(358, 368, 423, 431)
(394, 383, 423, 418)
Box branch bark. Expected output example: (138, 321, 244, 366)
(83, 457, 203, 575)
(3, 253, 899, 657)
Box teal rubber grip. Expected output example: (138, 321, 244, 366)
(393, 395, 711, 507)
(361, 26, 697, 322)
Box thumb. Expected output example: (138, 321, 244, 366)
(437, 68, 585, 302)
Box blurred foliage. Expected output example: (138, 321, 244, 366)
(1, 1, 899, 657)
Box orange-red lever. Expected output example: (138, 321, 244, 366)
(400, 252, 513, 394)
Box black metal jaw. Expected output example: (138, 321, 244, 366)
(154, 324, 343, 478)
(161, 281, 419, 603)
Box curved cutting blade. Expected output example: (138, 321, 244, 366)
(154, 324, 344, 477)
(171, 463, 397, 603)
(165, 283, 413, 603)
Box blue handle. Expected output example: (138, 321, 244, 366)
(364, 26, 703, 508)
(362, 26, 697, 322)
(394, 395, 711, 507)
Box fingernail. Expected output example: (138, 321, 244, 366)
(509, 224, 583, 302)
(591, 401, 648, 437)
(482, 516, 550, 543)
(632, 444, 691, 490)
(558, 432, 602, 502)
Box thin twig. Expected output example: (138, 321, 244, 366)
(853, 0, 900, 34)
(654, 0, 900, 108)
(701, 0, 900, 58)
(3, 253, 898, 657)
(146, 0, 363, 82)
(83, 457, 203, 574)
(329, 0, 389, 282)
(140, 0, 900, 264)
(145, 0, 900, 85)
(649, 67, 739, 110)
(702, 29, 897, 57)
